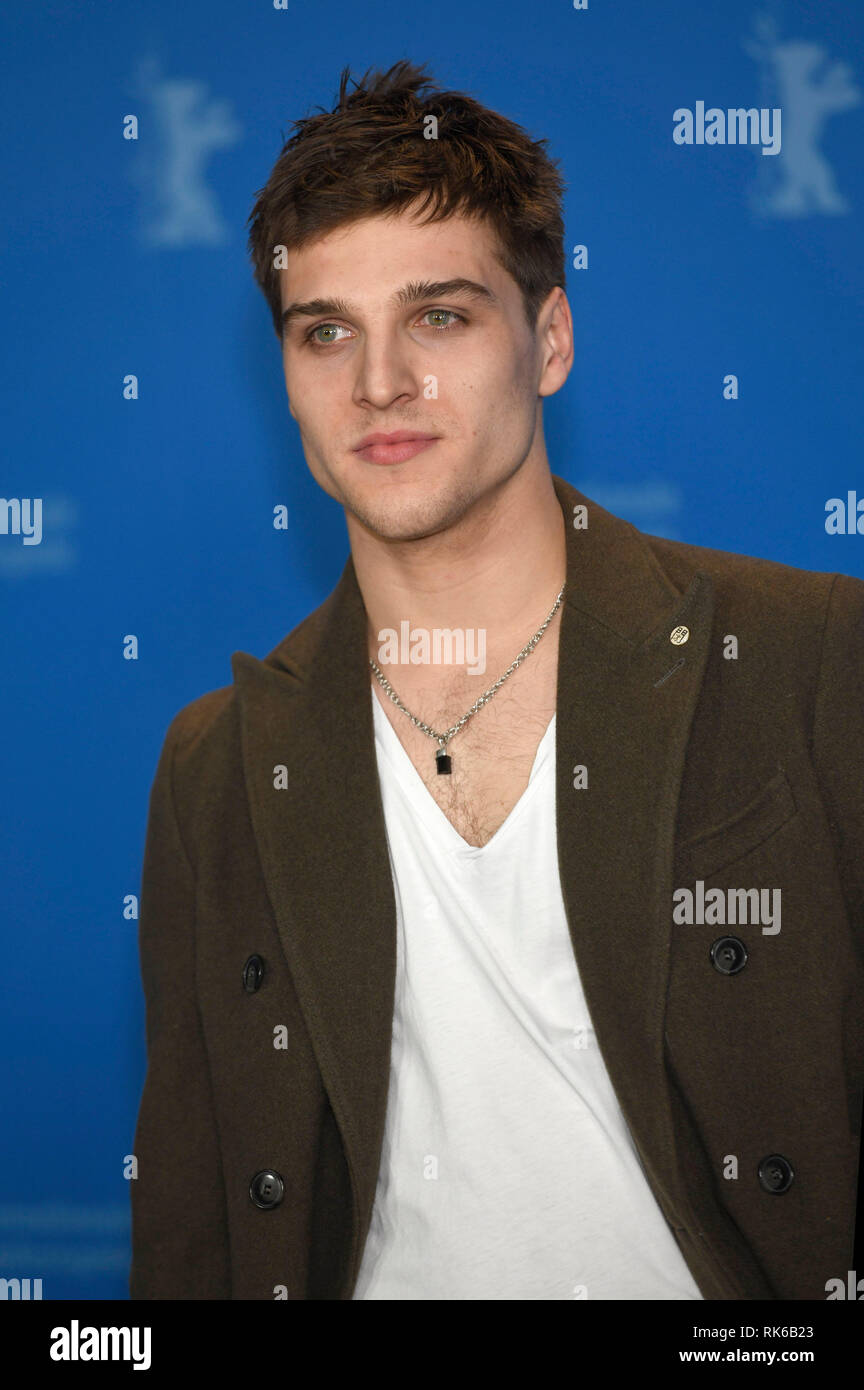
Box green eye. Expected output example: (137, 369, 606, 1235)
(424, 309, 459, 328)
(308, 323, 347, 344)
(304, 309, 466, 346)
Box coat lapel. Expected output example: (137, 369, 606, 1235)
(552, 478, 715, 1219)
(231, 562, 397, 1284)
(232, 473, 715, 1282)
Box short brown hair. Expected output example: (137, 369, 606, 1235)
(247, 59, 567, 340)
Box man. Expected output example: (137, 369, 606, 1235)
(129, 60, 863, 1300)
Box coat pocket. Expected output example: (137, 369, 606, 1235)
(676, 769, 798, 880)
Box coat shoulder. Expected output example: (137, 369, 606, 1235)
(643, 531, 864, 634)
(152, 587, 338, 792)
(163, 682, 237, 755)
(154, 683, 241, 811)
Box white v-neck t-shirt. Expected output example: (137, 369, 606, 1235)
(352, 685, 703, 1301)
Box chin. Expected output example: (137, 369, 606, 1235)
(352, 487, 465, 543)
(359, 506, 450, 543)
(324, 457, 481, 539)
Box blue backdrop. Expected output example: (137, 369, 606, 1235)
(2, 0, 862, 1298)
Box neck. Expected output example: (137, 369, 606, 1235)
(349, 458, 567, 678)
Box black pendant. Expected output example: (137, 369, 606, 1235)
(436, 748, 452, 775)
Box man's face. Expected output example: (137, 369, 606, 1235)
(278, 203, 570, 542)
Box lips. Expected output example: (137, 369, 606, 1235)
(353, 431, 439, 466)
(354, 430, 437, 449)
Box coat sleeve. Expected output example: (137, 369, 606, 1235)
(129, 713, 231, 1298)
(811, 571, 864, 959)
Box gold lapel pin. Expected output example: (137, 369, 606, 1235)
(670, 625, 690, 645)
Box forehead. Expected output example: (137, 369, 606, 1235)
(278, 206, 509, 304)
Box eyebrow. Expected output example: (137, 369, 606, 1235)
(280, 278, 499, 331)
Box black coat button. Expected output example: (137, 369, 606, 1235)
(709, 936, 748, 975)
(243, 954, 265, 992)
(249, 1170, 284, 1209)
(758, 1154, 794, 1194)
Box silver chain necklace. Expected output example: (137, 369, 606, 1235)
(369, 583, 565, 775)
